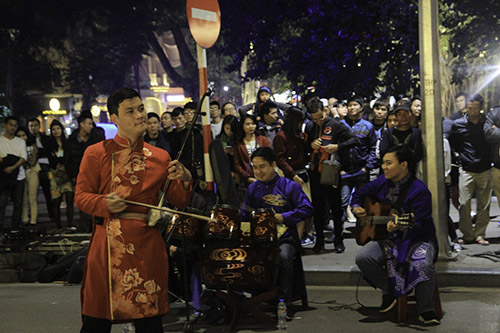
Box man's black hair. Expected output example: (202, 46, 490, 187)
(373, 98, 390, 110)
(28, 117, 40, 125)
(251, 146, 276, 165)
(171, 107, 184, 118)
(455, 91, 468, 100)
(259, 100, 278, 116)
(209, 101, 220, 108)
(468, 93, 484, 107)
(77, 110, 93, 126)
(222, 102, 237, 114)
(5, 115, 19, 124)
(184, 102, 197, 110)
(306, 99, 324, 115)
(347, 96, 364, 107)
(107, 87, 141, 116)
(385, 145, 415, 174)
(147, 112, 160, 121)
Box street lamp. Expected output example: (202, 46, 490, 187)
(49, 98, 60, 112)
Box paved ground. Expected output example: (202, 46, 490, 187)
(2, 193, 500, 331)
(1, 283, 499, 332)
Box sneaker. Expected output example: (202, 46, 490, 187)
(418, 311, 440, 325)
(301, 235, 315, 246)
(67, 226, 77, 231)
(346, 206, 357, 223)
(379, 294, 397, 313)
(452, 242, 462, 252)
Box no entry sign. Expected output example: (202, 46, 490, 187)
(186, 0, 221, 48)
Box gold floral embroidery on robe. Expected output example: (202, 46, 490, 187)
(108, 219, 162, 318)
(107, 146, 162, 318)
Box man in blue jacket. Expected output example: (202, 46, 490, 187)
(353, 145, 440, 325)
(242, 147, 313, 311)
(337, 96, 378, 239)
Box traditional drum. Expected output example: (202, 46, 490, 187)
(206, 204, 241, 243)
(165, 207, 206, 249)
(201, 243, 279, 291)
(250, 208, 278, 244)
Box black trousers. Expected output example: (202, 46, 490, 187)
(0, 179, 25, 230)
(278, 242, 297, 304)
(309, 171, 343, 242)
(80, 315, 163, 333)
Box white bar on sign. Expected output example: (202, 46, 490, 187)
(191, 7, 217, 22)
(167, 95, 185, 102)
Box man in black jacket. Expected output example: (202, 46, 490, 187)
(170, 107, 205, 188)
(379, 100, 423, 177)
(449, 94, 492, 245)
(144, 113, 171, 154)
(28, 117, 54, 222)
(305, 99, 358, 253)
(64, 111, 101, 231)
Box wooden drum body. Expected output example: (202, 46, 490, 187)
(250, 208, 277, 244)
(206, 204, 241, 244)
(202, 243, 278, 291)
(165, 207, 206, 249)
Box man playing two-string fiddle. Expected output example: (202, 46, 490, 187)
(75, 88, 193, 332)
(241, 147, 314, 316)
(352, 145, 440, 325)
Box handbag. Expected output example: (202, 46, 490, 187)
(320, 155, 341, 187)
(51, 164, 71, 186)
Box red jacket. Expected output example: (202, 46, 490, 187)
(273, 131, 308, 179)
(233, 135, 271, 183)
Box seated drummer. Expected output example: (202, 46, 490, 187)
(352, 145, 440, 325)
(241, 147, 313, 314)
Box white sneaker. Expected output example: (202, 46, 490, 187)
(452, 242, 462, 252)
(346, 206, 357, 223)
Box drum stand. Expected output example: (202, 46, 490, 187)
(165, 211, 195, 333)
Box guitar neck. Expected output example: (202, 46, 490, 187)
(369, 216, 400, 225)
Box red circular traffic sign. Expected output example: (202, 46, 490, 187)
(186, 0, 221, 49)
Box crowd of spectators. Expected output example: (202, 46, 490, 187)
(0, 88, 499, 256)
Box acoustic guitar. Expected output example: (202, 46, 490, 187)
(355, 196, 415, 246)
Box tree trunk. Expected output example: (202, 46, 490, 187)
(147, 31, 197, 99)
